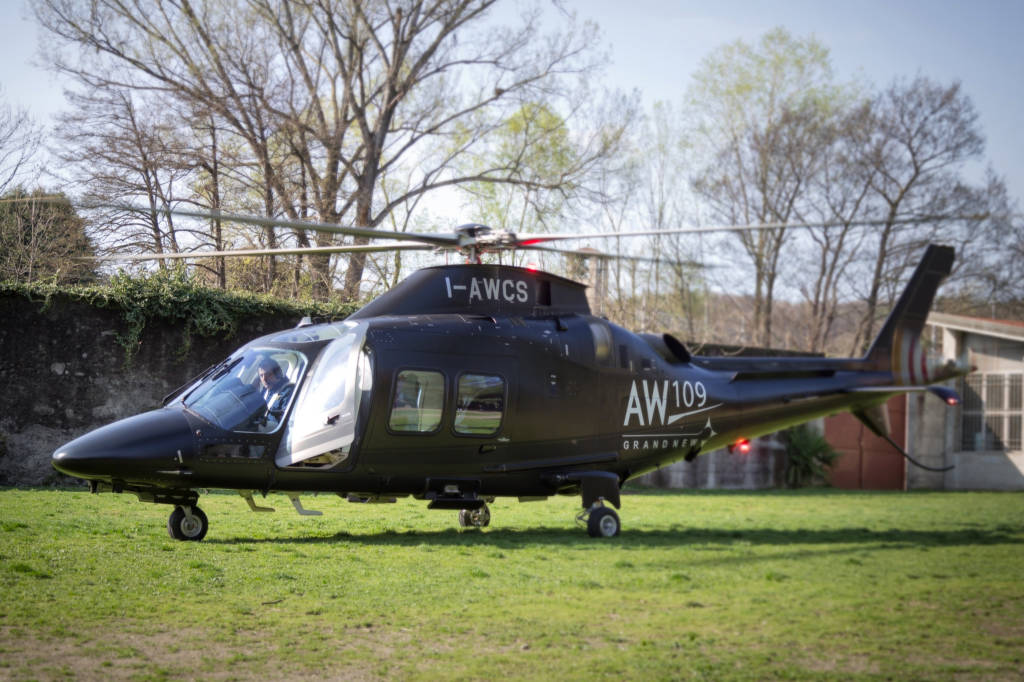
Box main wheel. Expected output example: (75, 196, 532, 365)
(167, 505, 209, 541)
(587, 506, 620, 538)
(458, 504, 491, 528)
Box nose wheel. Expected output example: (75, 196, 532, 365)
(167, 505, 209, 541)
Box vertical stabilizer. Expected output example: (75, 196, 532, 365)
(864, 244, 955, 383)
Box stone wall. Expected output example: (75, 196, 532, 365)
(0, 292, 300, 485)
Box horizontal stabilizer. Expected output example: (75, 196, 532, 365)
(848, 385, 962, 405)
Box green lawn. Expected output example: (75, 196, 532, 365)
(1, 488, 1022, 680)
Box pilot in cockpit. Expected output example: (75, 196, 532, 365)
(257, 357, 294, 428)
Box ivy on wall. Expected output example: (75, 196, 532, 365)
(1, 269, 359, 364)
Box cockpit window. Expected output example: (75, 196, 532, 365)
(265, 321, 350, 345)
(184, 348, 306, 434)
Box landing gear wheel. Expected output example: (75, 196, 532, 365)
(458, 504, 491, 528)
(587, 506, 620, 538)
(167, 505, 209, 541)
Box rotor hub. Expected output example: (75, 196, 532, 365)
(453, 223, 520, 261)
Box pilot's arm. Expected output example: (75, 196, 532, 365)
(262, 383, 294, 430)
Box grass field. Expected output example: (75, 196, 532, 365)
(1, 488, 1022, 681)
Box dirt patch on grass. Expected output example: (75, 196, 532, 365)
(0, 625, 413, 681)
(797, 652, 882, 677)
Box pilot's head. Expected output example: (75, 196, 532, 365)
(258, 358, 285, 389)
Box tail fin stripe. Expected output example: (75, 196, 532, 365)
(907, 333, 915, 385)
(909, 334, 920, 385)
(865, 244, 955, 381)
(919, 337, 930, 384)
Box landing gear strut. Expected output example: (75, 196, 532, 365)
(167, 505, 209, 541)
(458, 503, 491, 528)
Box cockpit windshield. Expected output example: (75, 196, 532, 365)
(183, 348, 307, 434)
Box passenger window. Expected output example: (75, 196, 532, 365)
(454, 374, 504, 436)
(389, 370, 444, 433)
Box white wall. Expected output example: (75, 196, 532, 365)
(908, 323, 1024, 491)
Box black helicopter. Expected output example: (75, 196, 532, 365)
(52, 214, 969, 539)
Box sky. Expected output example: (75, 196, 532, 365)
(1, 0, 1022, 203)
(566, 0, 1024, 202)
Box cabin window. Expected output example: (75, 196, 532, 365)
(454, 374, 505, 436)
(389, 370, 445, 433)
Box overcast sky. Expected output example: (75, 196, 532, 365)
(2, 0, 1022, 203)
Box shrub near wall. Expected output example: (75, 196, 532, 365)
(0, 271, 357, 485)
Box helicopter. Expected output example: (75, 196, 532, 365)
(51, 212, 971, 540)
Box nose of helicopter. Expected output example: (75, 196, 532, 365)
(52, 409, 196, 480)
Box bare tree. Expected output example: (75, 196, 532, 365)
(789, 101, 875, 354)
(931, 170, 1023, 314)
(684, 35, 1005, 354)
(635, 101, 705, 339)
(0, 187, 95, 283)
(0, 91, 41, 194)
(36, 0, 617, 300)
(687, 28, 850, 347)
(849, 76, 986, 352)
(37, 0, 291, 283)
(52, 88, 196, 264)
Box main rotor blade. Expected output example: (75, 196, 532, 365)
(524, 243, 706, 268)
(90, 242, 433, 262)
(515, 214, 997, 245)
(94, 203, 464, 248)
(18, 195, 1003, 257)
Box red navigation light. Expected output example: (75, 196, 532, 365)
(728, 438, 752, 454)
(927, 385, 962, 407)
